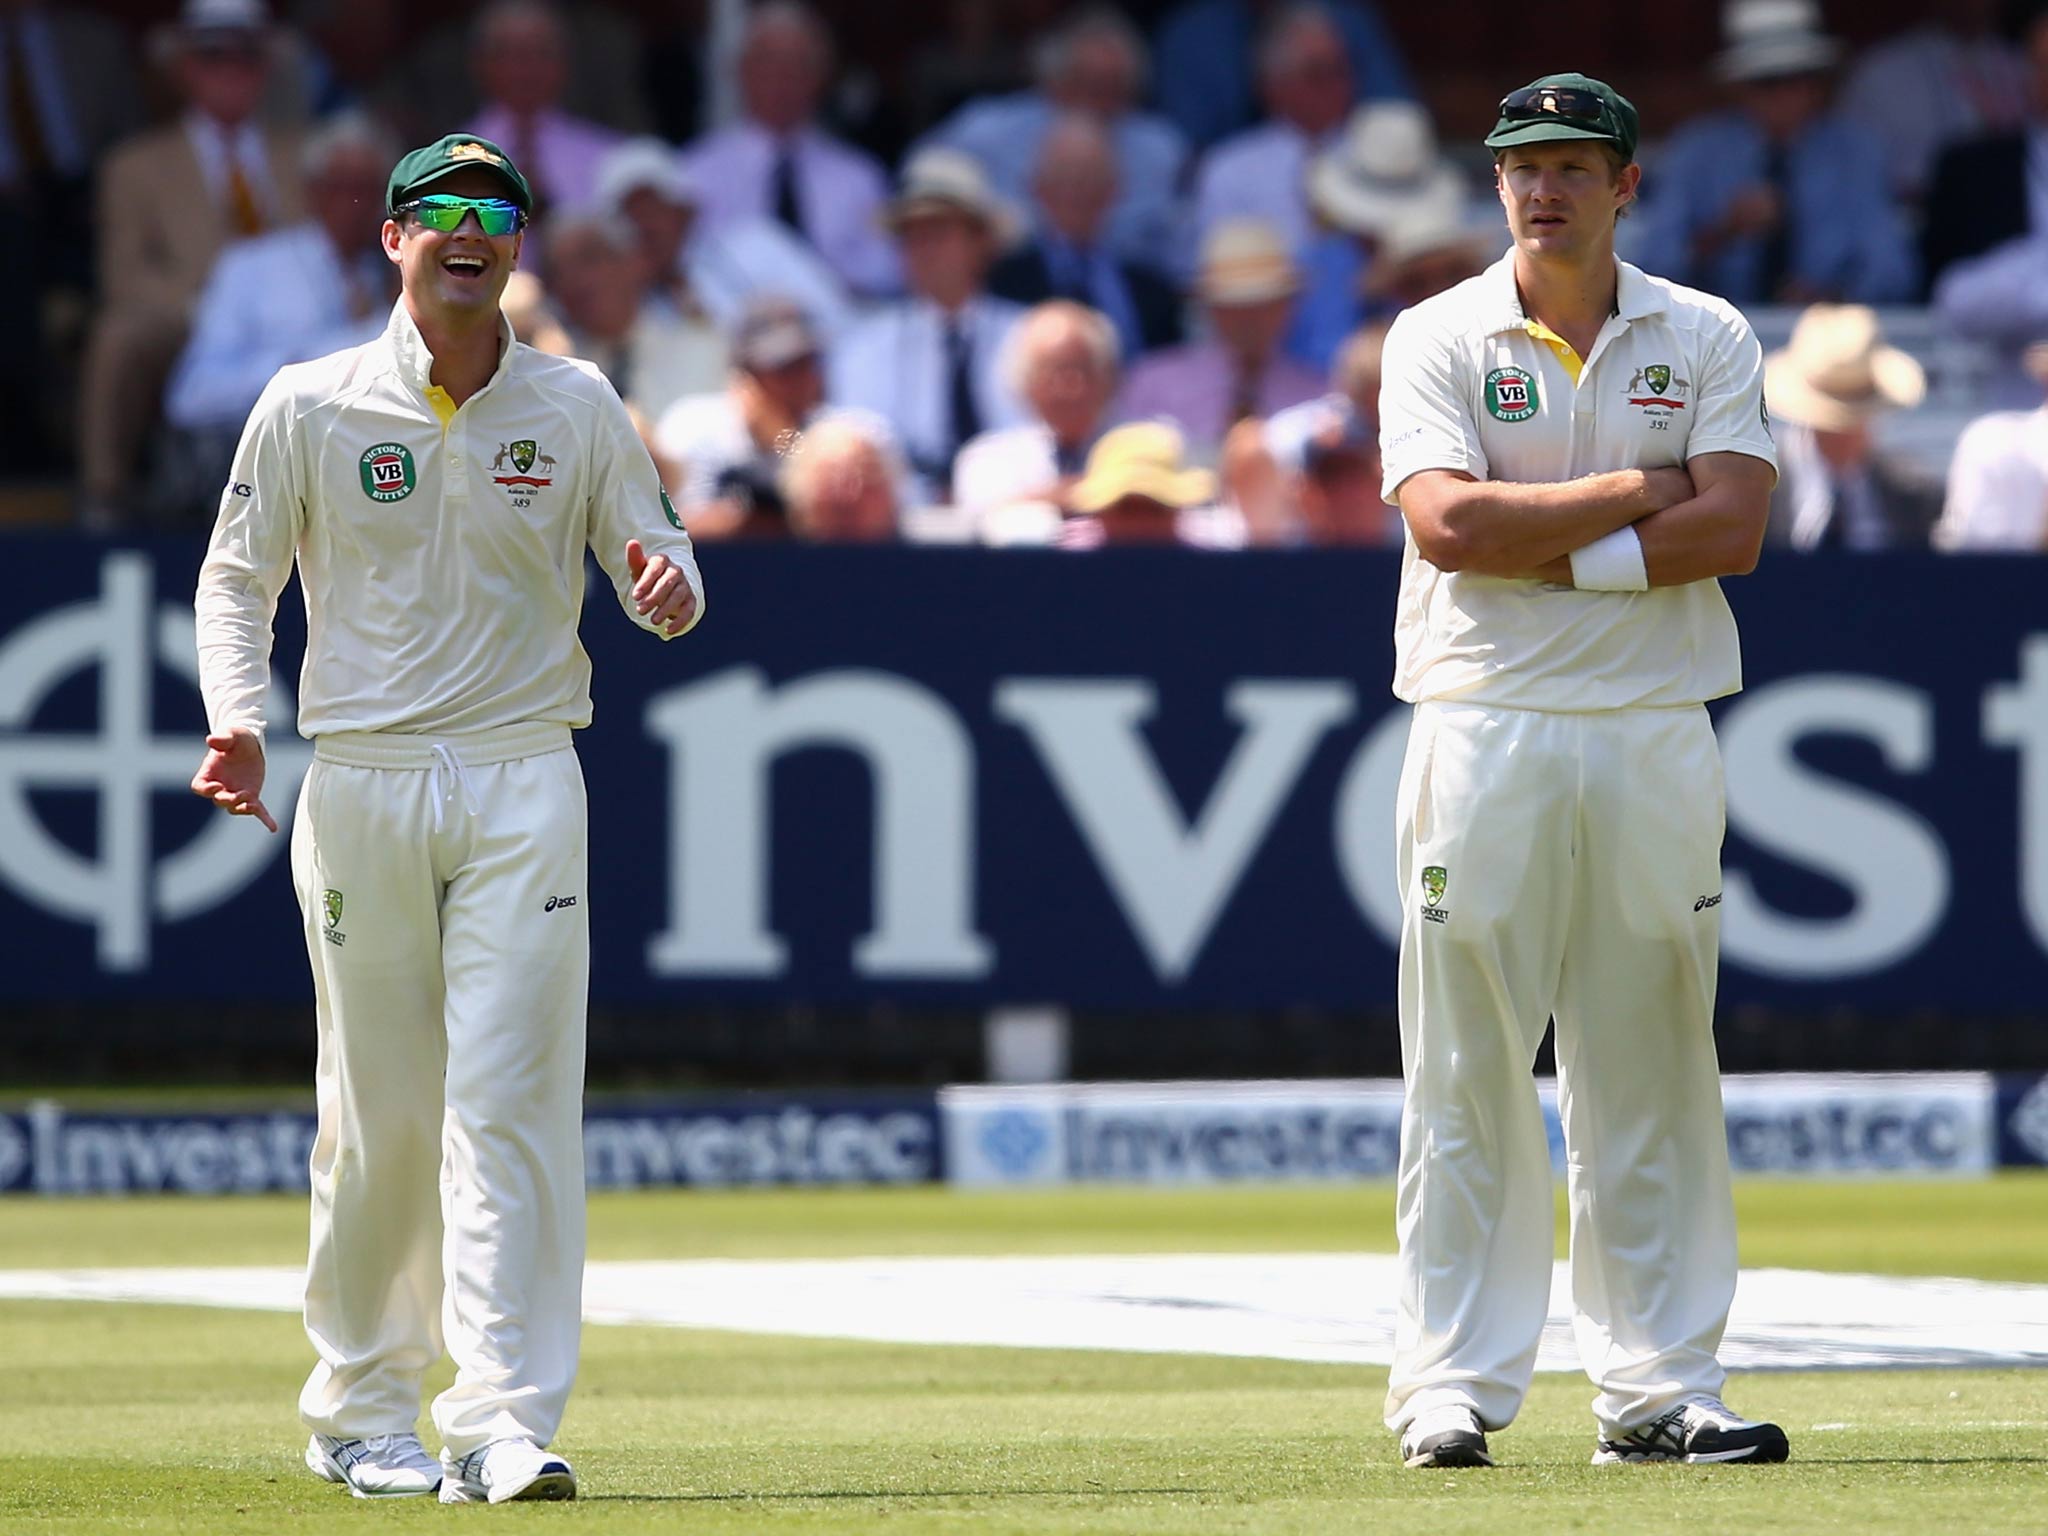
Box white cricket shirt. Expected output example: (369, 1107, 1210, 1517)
(1378, 254, 1777, 712)
(197, 301, 705, 742)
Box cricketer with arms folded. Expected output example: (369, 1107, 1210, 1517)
(1375, 75, 1789, 1471)
(190, 134, 703, 1504)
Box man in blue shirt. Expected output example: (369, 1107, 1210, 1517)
(1632, 0, 1914, 304)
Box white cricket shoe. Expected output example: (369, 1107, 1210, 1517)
(1593, 1396, 1790, 1464)
(304, 1432, 443, 1498)
(439, 1438, 578, 1503)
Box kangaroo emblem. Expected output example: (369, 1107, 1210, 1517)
(489, 443, 509, 470)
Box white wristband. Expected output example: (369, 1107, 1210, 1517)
(1568, 526, 1648, 591)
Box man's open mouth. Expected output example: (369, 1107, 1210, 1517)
(442, 255, 489, 277)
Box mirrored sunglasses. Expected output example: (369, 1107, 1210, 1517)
(1497, 85, 1613, 132)
(395, 194, 528, 236)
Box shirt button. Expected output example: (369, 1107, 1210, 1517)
(450, 456, 464, 467)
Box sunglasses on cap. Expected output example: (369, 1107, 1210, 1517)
(1496, 84, 1615, 133)
(394, 194, 528, 236)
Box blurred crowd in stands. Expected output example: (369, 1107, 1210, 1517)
(3, 0, 2045, 550)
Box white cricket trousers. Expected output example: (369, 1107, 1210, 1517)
(1384, 700, 1738, 1441)
(289, 721, 589, 1456)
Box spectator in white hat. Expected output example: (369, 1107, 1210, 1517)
(1116, 219, 1325, 457)
(1762, 304, 1937, 549)
(918, 7, 1187, 268)
(1634, 0, 1913, 304)
(1936, 342, 2048, 551)
(827, 148, 1028, 498)
(678, 2, 899, 296)
(1289, 99, 1469, 371)
(593, 136, 850, 341)
(652, 297, 828, 540)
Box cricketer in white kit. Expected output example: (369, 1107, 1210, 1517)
(191, 134, 704, 1504)
(1375, 75, 1790, 1470)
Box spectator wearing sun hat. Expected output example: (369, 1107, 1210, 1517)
(1633, 0, 1914, 305)
(827, 148, 1028, 498)
(1116, 219, 1325, 458)
(1059, 420, 1243, 548)
(1762, 304, 1937, 550)
(1289, 99, 1472, 372)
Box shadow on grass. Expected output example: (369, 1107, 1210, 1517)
(593, 1487, 1211, 1504)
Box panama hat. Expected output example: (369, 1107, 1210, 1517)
(1765, 305, 1925, 433)
(1197, 219, 1300, 305)
(1310, 102, 1466, 238)
(595, 137, 698, 213)
(880, 148, 1019, 244)
(1069, 422, 1217, 514)
(1715, 0, 1843, 82)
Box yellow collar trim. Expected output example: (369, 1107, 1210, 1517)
(1523, 318, 1585, 385)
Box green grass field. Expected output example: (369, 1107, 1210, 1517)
(4, 1178, 2045, 1534)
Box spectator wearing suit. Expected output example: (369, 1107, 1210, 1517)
(921, 7, 1186, 269)
(986, 113, 1182, 359)
(1060, 421, 1241, 547)
(1922, 1, 2048, 291)
(653, 298, 826, 542)
(1936, 342, 2048, 550)
(1762, 305, 1937, 551)
(828, 150, 1027, 499)
(593, 137, 851, 343)
(953, 300, 1122, 544)
(1189, 4, 1370, 259)
(1635, 0, 1915, 305)
(1839, 0, 2028, 203)
(464, 0, 620, 223)
(1117, 219, 1324, 458)
(542, 209, 727, 427)
(165, 113, 396, 448)
(1154, 0, 1412, 152)
(681, 1, 899, 296)
(79, 0, 303, 525)
(783, 412, 905, 542)
(0, 0, 141, 469)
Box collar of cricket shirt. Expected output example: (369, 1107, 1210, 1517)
(1474, 252, 1669, 339)
(383, 299, 519, 401)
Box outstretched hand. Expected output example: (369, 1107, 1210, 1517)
(626, 538, 698, 636)
(190, 727, 277, 833)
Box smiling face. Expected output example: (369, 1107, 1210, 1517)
(1494, 140, 1638, 263)
(382, 166, 526, 327)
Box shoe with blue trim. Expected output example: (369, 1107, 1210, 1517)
(438, 1438, 578, 1503)
(1593, 1397, 1790, 1465)
(304, 1432, 442, 1498)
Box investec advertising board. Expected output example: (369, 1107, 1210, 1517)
(0, 538, 2043, 1011)
(940, 1075, 2002, 1186)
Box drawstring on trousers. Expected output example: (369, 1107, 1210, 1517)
(429, 742, 482, 832)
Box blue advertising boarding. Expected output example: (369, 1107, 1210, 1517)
(0, 536, 2043, 1012)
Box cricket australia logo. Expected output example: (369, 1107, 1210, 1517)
(490, 439, 555, 492)
(1484, 366, 1537, 422)
(322, 888, 347, 947)
(359, 443, 416, 502)
(1419, 865, 1450, 925)
(1626, 362, 1690, 416)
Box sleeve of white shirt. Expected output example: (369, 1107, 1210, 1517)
(194, 370, 307, 746)
(1377, 309, 1488, 504)
(587, 381, 706, 640)
(1685, 303, 1779, 480)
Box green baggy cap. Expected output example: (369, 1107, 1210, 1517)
(1484, 73, 1639, 163)
(386, 134, 534, 214)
